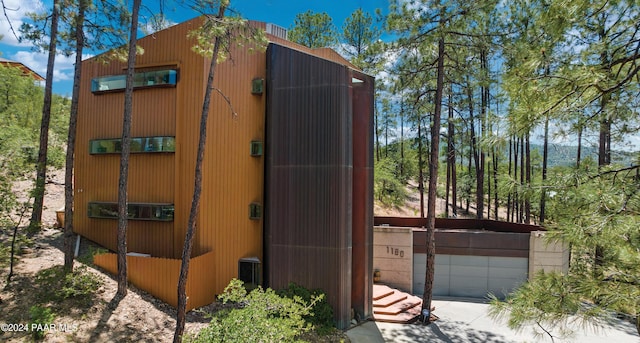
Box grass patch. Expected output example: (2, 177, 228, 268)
(29, 305, 55, 340)
(34, 265, 102, 306)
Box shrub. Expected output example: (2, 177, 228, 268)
(185, 279, 318, 343)
(29, 305, 55, 340)
(278, 282, 334, 335)
(77, 245, 108, 266)
(35, 265, 102, 302)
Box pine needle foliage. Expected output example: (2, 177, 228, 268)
(184, 279, 319, 343)
(491, 164, 640, 336)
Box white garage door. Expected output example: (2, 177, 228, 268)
(413, 254, 528, 298)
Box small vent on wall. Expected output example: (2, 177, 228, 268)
(251, 78, 264, 95)
(249, 202, 262, 220)
(266, 23, 287, 40)
(239, 257, 261, 290)
(250, 141, 263, 157)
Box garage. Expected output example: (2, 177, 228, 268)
(412, 222, 532, 298)
(373, 217, 567, 300)
(413, 253, 528, 298)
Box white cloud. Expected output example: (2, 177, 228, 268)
(11, 50, 94, 82)
(140, 16, 178, 36)
(0, 0, 44, 46)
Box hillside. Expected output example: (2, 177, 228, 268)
(529, 143, 637, 167)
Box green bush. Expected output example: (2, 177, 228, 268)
(29, 305, 55, 340)
(185, 279, 318, 343)
(278, 282, 334, 335)
(374, 157, 409, 207)
(77, 245, 108, 266)
(35, 265, 102, 302)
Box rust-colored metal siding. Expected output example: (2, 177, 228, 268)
(413, 229, 531, 257)
(93, 251, 216, 310)
(76, 17, 264, 296)
(374, 217, 540, 257)
(76, 17, 373, 317)
(350, 70, 375, 321)
(265, 43, 375, 329)
(374, 217, 544, 233)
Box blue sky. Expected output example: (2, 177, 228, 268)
(0, 0, 390, 95)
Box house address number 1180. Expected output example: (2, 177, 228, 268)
(386, 246, 405, 258)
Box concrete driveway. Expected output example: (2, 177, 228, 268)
(347, 297, 639, 343)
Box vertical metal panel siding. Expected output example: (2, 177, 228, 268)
(266, 44, 353, 329)
(350, 69, 375, 320)
(75, 16, 196, 258)
(93, 251, 216, 310)
(191, 27, 266, 294)
(77, 16, 264, 299)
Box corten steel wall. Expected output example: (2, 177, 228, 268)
(373, 217, 539, 258)
(265, 44, 354, 329)
(374, 217, 544, 233)
(413, 229, 530, 257)
(350, 70, 375, 321)
(76, 17, 265, 296)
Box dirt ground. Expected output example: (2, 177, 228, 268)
(1, 170, 212, 342)
(2, 170, 478, 342)
(1, 170, 350, 342)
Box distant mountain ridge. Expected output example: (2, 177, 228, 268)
(529, 143, 637, 167)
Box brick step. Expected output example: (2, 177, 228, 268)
(372, 284, 395, 301)
(373, 295, 422, 316)
(373, 291, 407, 308)
(373, 304, 423, 323)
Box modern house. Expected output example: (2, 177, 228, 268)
(75, 17, 374, 329)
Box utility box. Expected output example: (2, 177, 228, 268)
(238, 257, 261, 290)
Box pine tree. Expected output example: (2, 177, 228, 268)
(288, 10, 337, 48)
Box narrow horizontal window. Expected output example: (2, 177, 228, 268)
(91, 69, 178, 93)
(89, 136, 175, 154)
(88, 202, 174, 221)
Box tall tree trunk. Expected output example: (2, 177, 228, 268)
(512, 137, 522, 223)
(598, 115, 611, 166)
(116, 0, 142, 298)
(446, 85, 456, 217)
(487, 149, 491, 219)
(466, 126, 472, 214)
(450, 97, 457, 218)
(492, 146, 498, 220)
(507, 137, 512, 222)
(384, 107, 388, 158)
(576, 124, 583, 168)
(468, 84, 483, 219)
(525, 133, 531, 224)
(29, 0, 60, 232)
(400, 99, 405, 176)
(519, 136, 525, 223)
(63, 0, 87, 272)
(476, 49, 489, 219)
(539, 116, 549, 224)
(174, 5, 227, 341)
(418, 115, 425, 218)
(422, 36, 444, 324)
(375, 105, 380, 162)
(595, 23, 611, 274)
